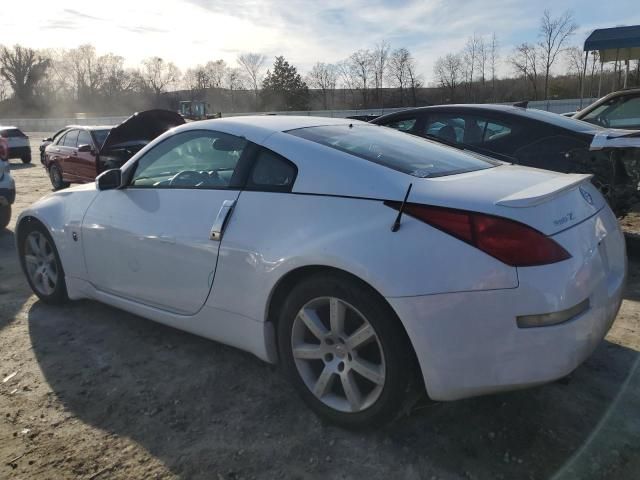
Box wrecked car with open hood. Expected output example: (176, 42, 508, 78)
(42, 109, 185, 190)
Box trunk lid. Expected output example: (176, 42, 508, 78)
(100, 109, 185, 152)
(407, 164, 604, 236)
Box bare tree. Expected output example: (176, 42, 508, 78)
(462, 35, 480, 101)
(372, 41, 390, 107)
(99, 53, 134, 98)
(434, 53, 462, 102)
(347, 49, 373, 107)
(306, 62, 337, 110)
(0, 45, 50, 103)
(478, 36, 488, 88)
(388, 48, 411, 106)
(237, 52, 265, 109)
(0, 76, 10, 101)
(225, 67, 245, 112)
(565, 46, 587, 96)
(509, 43, 540, 99)
(405, 52, 422, 107)
(140, 57, 180, 99)
(204, 60, 226, 88)
(490, 33, 499, 100)
(538, 9, 577, 100)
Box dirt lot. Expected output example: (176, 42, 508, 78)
(1, 134, 640, 480)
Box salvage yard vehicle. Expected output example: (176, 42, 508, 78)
(0, 155, 16, 229)
(16, 116, 626, 427)
(573, 88, 640, 130)
(372, 104, 640, 216)
(0, 126, 32, 163)
(40, 126, 73, 164)
(42, 110, 185, 190)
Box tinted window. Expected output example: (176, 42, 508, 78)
(0, 128, 26, 138)
(131, 130, 247, 188)
(77, 130, 92, 147)
(422, 114, 513, 146)
(63, 130, 78, 147)
(91, 129, 110, 147)
(287, 124, 497, 178)
(247, 149, 297, 191)
(582, 95, 640, 128)
(383, 117, 417, 132)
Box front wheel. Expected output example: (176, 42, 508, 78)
(18, 221, 68, 304)
(49, 164, 69, 190)
(277, 273, 413, 428)
(0, 205, 10, 229)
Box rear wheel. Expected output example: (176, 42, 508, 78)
(18, 222, 68, 304)
(21, 155, 31, 164)
(278, 273, 413, 428)
(0, 205, 10, 230)
(49, 164, 69, 190)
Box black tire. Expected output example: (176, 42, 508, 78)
(0, 205, 10, 230)
(18, 220, 68, 304)
(49, 164, 69, 190)
(21, 155, 31, 164)
(277, 272, 413, 428)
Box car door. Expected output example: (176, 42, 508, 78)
(74, 129, 98, 181)
(60, 129, 79, 179)
(81, 129, 250, 315)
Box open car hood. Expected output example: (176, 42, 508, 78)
(100, 109, 185, 152)
(590, 128, 640, 150)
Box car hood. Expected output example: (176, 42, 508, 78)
(100, 109, 185, 152)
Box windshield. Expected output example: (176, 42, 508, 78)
(287, 124, 498, 177)
(91, 129, 111, 148)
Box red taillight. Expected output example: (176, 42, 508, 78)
(385, 202, 571, 267)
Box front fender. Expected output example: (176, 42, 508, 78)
(16, 184, 99, 281)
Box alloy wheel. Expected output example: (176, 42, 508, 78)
(291, 297, 386, 413)
(23, 231, 58, 296)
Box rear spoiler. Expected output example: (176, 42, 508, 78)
(590, 129, 640, 150)
(496, 173, 592, 208)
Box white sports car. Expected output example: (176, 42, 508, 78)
(16, 116, 626, 427)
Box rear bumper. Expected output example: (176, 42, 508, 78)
(388, 207, 626, 401)
(8, 145, 31, 159)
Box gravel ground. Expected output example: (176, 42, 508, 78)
(0, 134, 639, 480)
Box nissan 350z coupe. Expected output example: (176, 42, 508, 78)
(16, 116, 626, 427)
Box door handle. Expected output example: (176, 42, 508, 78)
(210, 200, 236, 241)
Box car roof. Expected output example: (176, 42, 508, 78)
(176, 115, 368, 144)
(0, 126, 22, 130)
(375, 104, 602, 134)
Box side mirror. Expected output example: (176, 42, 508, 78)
(77, 144, 93, 153)
(44, 137, 52, 142)
(96, 169, 122, 191)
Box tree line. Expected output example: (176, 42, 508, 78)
(1, 7, 639, 117)
(433, 9, 640, 104)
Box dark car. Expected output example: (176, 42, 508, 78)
(40, 126, 75, 164)
(573, 88, 640, 130)
(372, 104, 640, 216)
(43, 110, 185, 190)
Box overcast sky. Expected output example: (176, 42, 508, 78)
(1, 0, 638, 83)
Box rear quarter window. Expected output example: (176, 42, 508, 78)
(287, 124, 498, 178)
(1, 128, 26, 138)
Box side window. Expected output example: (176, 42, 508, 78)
(77, 130, 92, 147)
(482, 122, 512, 143)
(63, 130, 78, 147)
(383, 117, 417, 132)
(247, 148, 297, 191)
(130, 130, 247, 189)
(422, 115, 465, 143)
(55, 132, 67, 145)
(605, 96, 640, 128)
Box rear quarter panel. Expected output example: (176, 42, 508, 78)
(209, 191, 518, 323)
